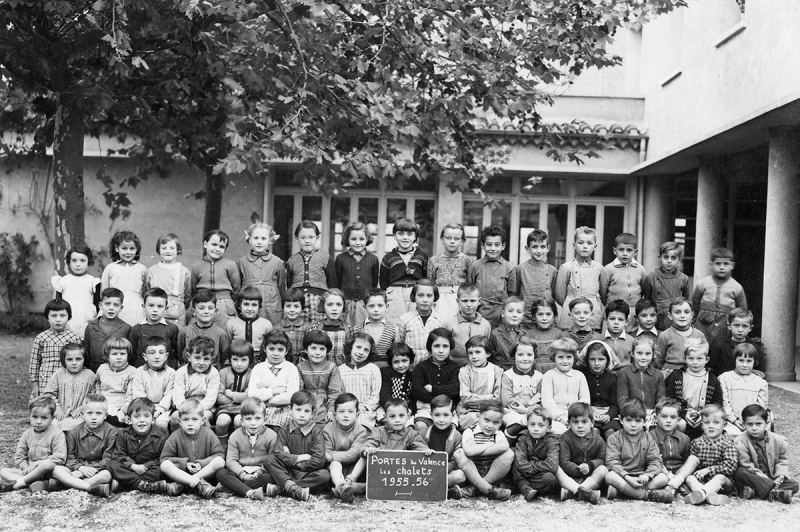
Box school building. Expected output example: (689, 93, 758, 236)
(1, 1, 798, 381)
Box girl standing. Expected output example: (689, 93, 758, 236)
(102, 230, 146, 326)
(146, 233, 191, 326)
(237, 223, 285, 324)
(51, 244, 101, 336)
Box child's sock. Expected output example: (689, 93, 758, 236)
(616, 481, 646, 500)
(483, 453, 513, 487)
(458, 460, 492, 493)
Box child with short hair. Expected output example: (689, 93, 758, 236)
(237, 222, 285, 324)
(84, 289, 131, 372)
(160, 399, 226, 499)
(683, 404, 737, 505)
(459, 399, 515, 500)
(50, 394, 117, 497)
(654, 297, 706, 375)
(227, 287, 273, 359)
(309, 288, 354, 366)
(95, 337, 136, 427)
(264, 390, 331, 501)
(130, 337, 176, 431)
(466, 225, 517, 328)
(106, 397, 175, 494)
(555, 226, 604, 330)
(734, 404, 799, 504)
(500, 340, 543, 441)
(513, 406, 560, 501)
(355, 288, 399, 366)
(273, 288, 312, 357)
(578, 340, 621, 439)
(516, 229, 558, 328)
(130, 287, 181, 369)
(191, 229, 242, 327)
(215, 397, 281, 500)
(445, 282, 492, 366)
(604, 398, 672, 503)
(215, 339, 255, 447)
(380, 218, 428, 322)
(335, 221, 379, 328)
(541, 338, 590, 435)
(487, 295, 528, 370)
(397, 279, 448, 363)
(30, 299, 83, 399)
(102, 230, 147, 326)
(324, 393, 371, 503)
(422, 395, 468, 500)
(248, 331, 300, 431)
(651, 397, 698, 495)
(297, 330, 343, 424)
(177, 289, 231, 367)
(51, 243, 101, 337)
(0, 397, 66, 493)
(457, 336, 503, 430)
(171, 336, 221, 430)
(338, 332, 381, 430)
(378, 343, 416, 424)
(287, 221, 337, 323)
(42, 343, 97, 432)
(599, 233, 646, 317)
(642, 241, 690, 331)
(556, 402, 607, 504)
(616, 337, 665, 424)
(630, 298, 659, 344)
(146, 233, 191, 326)
(526, 297, 566, 373)
(427, 222, 473, 321)
(603, 299, 633, 369)
(719, 343, 768, 436)
(708, 308, 766, 376)
(412, 329, 461, 433)
(665, 338, 722, 437)
(691, 248, 747, 344)
(565, 297, 603, 352)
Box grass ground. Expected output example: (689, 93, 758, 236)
(1, 332, 800, 531)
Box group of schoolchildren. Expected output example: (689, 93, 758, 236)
(1, 218, 796, 508)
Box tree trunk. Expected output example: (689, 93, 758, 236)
(52, 97, 85, 275)
(203, 170, 224, 235)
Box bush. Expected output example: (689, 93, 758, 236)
(0, 232, 40, 313)
(0, 312, 49, 335)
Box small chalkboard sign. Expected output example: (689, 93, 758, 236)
(365, 450, 448, 502)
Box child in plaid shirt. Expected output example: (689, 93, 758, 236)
(272, 288, 312, 359)
(397, 279, 448, 364)
(683, 404, 738, 505)
(338, 333, 381, 430)
(309, 289, 353, 367)
(30, 299, 83, 400)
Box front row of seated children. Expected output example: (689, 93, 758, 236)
(2, 388, 796, 506)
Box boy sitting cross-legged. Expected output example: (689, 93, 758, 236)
(422, 395, 468, 500)
(159, 398, 225, 499)
(106, 397, 177, 495)
(513, 406, 560, 502)
(215, 397, 281, 501)
(264, 390, 331, 502)
(651, 398, 699, 497)
(683, 404, 737, 506)
(324, 393, 371, 503)
(556, 402, 607, 505)
(458, 399, 515, 501)
(50, 394, 118, 497)
(604, 398, 673, 503)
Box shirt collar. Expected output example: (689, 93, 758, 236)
(288, 419, 315, 436)
(79, 423, 106, 439)
(604, 329, 628, 340)
(512, 366, 537, 376)
(348, 249, 365, 257)
(280, 317, 305, 328)
(456, 313, 482, 325)
(247, 250, 271, 262)
(634, 327, 655, 337)
(387, 426, 407, 435)
(147, 364, 168, 373)
(501, 322, 521, 333)
(395, 247, 415, 256)
(574, 257, 593, 266)
(322, 318, 345, 327)
(632, 364, 654, 375)
(344, 360, 370, 370)
(202, 255, 220, 264)
(613, 258, 639, 267)
(139, 318, 168, 325)
(363, 317, 387, 327)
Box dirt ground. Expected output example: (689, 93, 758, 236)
(2, 332, 800, 531)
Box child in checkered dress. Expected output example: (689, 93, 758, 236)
(42, 343, 97, 432)
(248, 331, 300, 431)
(309, 289, 353, 367)
(95, 337, 136, 427)
(30, 299, 83, 400)
(272, 288, 312, 359)
(683, 404, 738, 505)
(338, 333, 381, 430)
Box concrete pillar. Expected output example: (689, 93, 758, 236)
(762, 128, 800, 382)
(693, 162, 726, 280)
(642, 176, 673, 271)
(434, 179, 463, 255)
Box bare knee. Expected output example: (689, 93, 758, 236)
(39, 459, 56, 472)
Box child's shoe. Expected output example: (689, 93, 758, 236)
(560, 487, 574, 501)
(0, 482, 16, 493)
(460, 485, 477, 498)
(520, 486, 537, 502)
(706, 493, 730, 506)
(576, 486, 600, 505)
(195, 479, 216, 499)
(88, 483, 111, 498)
(645, 489, 674, 504)
(138, 480, 169, 494)
(739, 486, 755, 500)
(447, 485, 463, 500)
(110, 480, 121, 493)
(606, 485, 618, 500)
(488, 486, 512, 501)
(286, 483, 310, 502)
(684, 490, 706, 505)
(677, 484, 691, 497)
(165, 482, 185, 497)
(246, 488, 265, 501)
(768, 489, 793, 504)
(350, 482, 367, 496)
